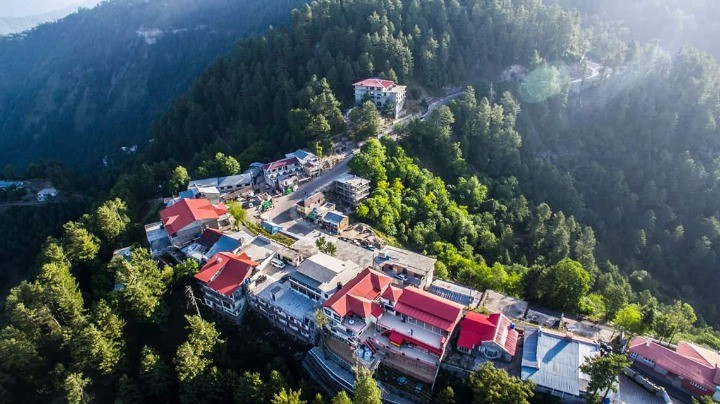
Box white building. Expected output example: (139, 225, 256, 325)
(36, 187, 58, 202)
(353, 78, 406, 118)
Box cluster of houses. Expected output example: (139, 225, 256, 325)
(131, 79, 720, 402)
(140, 187, 720, 403)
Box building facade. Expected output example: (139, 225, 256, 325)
(353, 78, 406, 118)
(194, 252, 259, 321)
(333, 174, 371, 207)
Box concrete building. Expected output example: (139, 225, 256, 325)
(353, 78, 406, 118)
(320, 211, 349, 234)
(194, 252, 259, 321)
(287, 253, 364, 302)
(159, 198, 231, 246)
(322, 269, 464, 384)
(188, 173, 254, 194)
(628, 336, 720, 401)
(373, 246, 436, 288)
(296, 192, 326, 216)
(456, 312, 518, 361)
(521, 327, 600, 402)
(263, 157, 301, 188)
(36, 187, 58, 201)
(429, 279, 482, 308)
(333, 173, 371, 207)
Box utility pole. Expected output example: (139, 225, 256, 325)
(185, 285, 201, 317)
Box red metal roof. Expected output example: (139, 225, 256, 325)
(393, 287, 464, 332)
(382, 285, 403, 302)
(160, 198, 228, 236)
(263, 157, 299, 172)
(389, 330, 404, 346)
(629, 336, 719, 390)
(322, 268, 393, 318)
(353, 78, 395, 89)
(194, 252, 258, 296)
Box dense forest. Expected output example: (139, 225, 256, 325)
(0, 0, 304, 170)
(3, 0, 720, 401)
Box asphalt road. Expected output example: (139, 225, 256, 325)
(265, 153, 354, 235)
(262, 90, 464, 235)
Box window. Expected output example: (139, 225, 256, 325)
(689, 382, 708, 392)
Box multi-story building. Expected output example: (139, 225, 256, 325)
(188, 173, 254, 194)
(456, 312, 518, 361)
(333, 173, 371, 207)
(628, 336, 720, 401)
(322, 268, 464, 384)
(521, 327, 600, 402)
(296, 192, 326, 216)
(373, 246, 436, 288)
(158, 198, 231, 246)
(263, 157, 301, 188)
(246, 252, 364, 343)
(353, 78, 406, 118)
(194, 252, 258, 321)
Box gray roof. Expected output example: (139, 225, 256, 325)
(293, 253, 362, 293)
(290, 231, 375, 269)
(429, 279, 480, 306)
(335, 173, 370, 186)
(188, 173, 253, 190)
(521, 327, 599, 397)
(322, 211, 347, 224)
(377, 246, 436, 275)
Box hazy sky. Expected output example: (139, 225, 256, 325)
(1, 0, 101, 18)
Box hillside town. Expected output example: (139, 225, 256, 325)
(136, 96, 720, 403)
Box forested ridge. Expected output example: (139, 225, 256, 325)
(0, 0, 304, 170)
(3, 0, 720, 402)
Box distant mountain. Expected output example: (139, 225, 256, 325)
(0, 0, 100, 36)
(0, 0, 303, 170)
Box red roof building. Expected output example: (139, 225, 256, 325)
(194, 252, 258, 296)
(456, 312, 518, 361)
(629, 336, 720, 400)
(353, 78, 396, 89)
(323, 267, 393, 319)
(160, 198, 228, 237)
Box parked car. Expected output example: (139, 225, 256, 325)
(394, 274, 408, 282)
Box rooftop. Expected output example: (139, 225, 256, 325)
(375, 246, 436, 276)
(263, 156, 299, 171)
(297, 192, 325, 208)
(159, 198, 228, 236)
(188, 173, 253, 190)
(253, 273, 319, 321)
(353, 78, 396, 89)
(322, 211, 347, 225)
(194, 252, 258, 296)
(144, 222, 171, 252)
(377, 313, 446, 355)
(335, 173, 371, 187)
(481, 290, 528, 319)
(393, 286, 464, 333)
(521, 327, 599, 398)
(456, 312, 518, 356)
(291, 231, 374, 268)
(323, 267, 393, 318)
(243, 235, 299, 263)
(429, 279, 481, 307)
(291, 253, 362, 293)
(629, 336, 720, 389)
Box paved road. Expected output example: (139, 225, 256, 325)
(263, 90, 463, 235)
(265, 153, 354, 234)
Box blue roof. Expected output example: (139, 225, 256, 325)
(290, 149, 312, 161)
(179, 189, 196, 199)
(521, 327, 599, 398)
(322, 211, 346, 224)
(205, 235, 241, 257)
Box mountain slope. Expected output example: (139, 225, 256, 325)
(0, 0, 99, 36)
(0, 0, 303, 170)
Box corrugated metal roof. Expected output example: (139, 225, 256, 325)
(521, 327, 598, 398)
